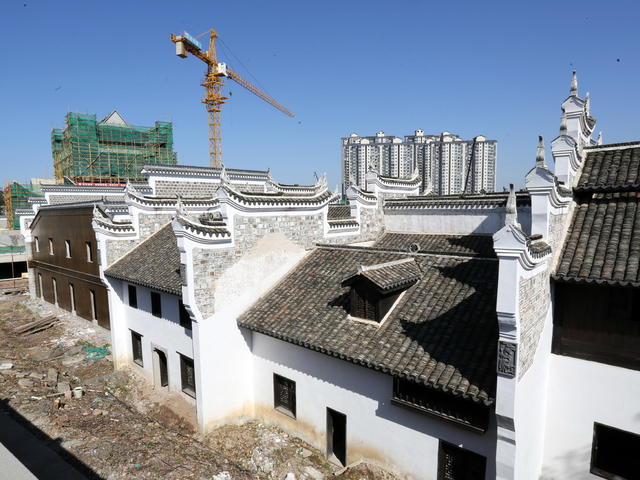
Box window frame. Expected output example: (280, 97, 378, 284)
(89, 289, 97, 321)
(179, 354, 196, 398)
(273, 373, 296, 418)
(86, 241, 93, 263)
(64, 240, 71, 258)
(34, 236, 39, 253)
(130, 330, 143, 366)
(48, 238, 54, 255)
(128, 284, 138, 309)
(151, 291, 162, 318)
(591, 422, 640, 479)
(437, 440, 486, 480)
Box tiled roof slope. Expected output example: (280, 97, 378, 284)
(555, 192, 640, 286)
(327, 204, 352, 220)
(556, 143, 640, 286)
(239, 247, 499, 404)
(105, 223, 182, 295)
(577, 144, 640, 191)
(343, 258, 422, 292)
(374, 232, 495, 258)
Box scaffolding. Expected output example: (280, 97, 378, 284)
(3, 183, 41, 229)
(52, 112, 178, 184)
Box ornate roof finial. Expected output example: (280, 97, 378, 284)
(597, 131, 603, 145)
(585, 91, 591, 114)
(219, 166, 230, 185)
(505, 183, 519, 227)
(175, 195, 188, 217)
(536, 135, 546, 168)
(560, 108, 568, 135)
(570, 70, 578, 96)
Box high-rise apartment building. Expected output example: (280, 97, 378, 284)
(342, 130, 497, 195)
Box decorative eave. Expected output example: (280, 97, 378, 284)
(327, 218, 360, 229)
(141, 163, 270, 182)
(41, 184, 125, 194)
(267, 175, 327, 196)
(171, 215, 232, 246)
(217, 183, 338, 212)
(125, 184, 219, 210)
(374, 170, 422, 188)
(493, 225, 551, 270)
(384, 193, 531, 210)
(92, 204, 136, 236)
(525, 166, 573, 209)
(346, 185, 378, 206)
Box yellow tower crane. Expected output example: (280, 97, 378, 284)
(170, 29, 294, 168)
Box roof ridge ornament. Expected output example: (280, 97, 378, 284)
(175, 195, 188, 217)
(559, 108, 568, 135)
(536, 135, 546, 168)
(505, 183, 520, 228)
(585, 91, 591, 114)
(597, 131, 603, 145)
(570, 70, 578, 97)
(219, 166, 230, 185)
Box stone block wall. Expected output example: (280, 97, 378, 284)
(155, 181, 219, 198)
(518, 268, 550, 379)
(547, 212, 566, 252)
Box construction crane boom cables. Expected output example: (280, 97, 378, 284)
(170, 28, 294, 168)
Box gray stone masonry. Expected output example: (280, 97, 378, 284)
(518, 268, 550, 379)
(548, 212, 566, 251)
(155, 181, 219, 198)
(192, 205, 385, 318)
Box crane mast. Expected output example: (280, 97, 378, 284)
(170, 28, 294, 169)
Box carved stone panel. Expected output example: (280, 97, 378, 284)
(498, 341, 517, 378)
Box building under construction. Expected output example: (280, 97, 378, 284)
(3, 182, 42, 229)
(52, 111, 178, 184)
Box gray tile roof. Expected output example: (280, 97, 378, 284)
(384, 191, 531, 208)
(342, 258, 422, 292)
(554, 192, 640, 286)
(327, 205, 352, 220)
(238, 246, 499, 404)
(104, 223, 182, 295)
(555, 142, 640, 286)
(576, 144, 640, 192)
(374, 232, 495, 258)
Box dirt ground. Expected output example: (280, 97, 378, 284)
(0, 293, 399, 480)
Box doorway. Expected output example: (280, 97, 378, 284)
(326, 407, 347, 466)
(153, 348, 169, 388)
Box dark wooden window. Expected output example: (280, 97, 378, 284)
(554, 283, 640, 370)
(128, 285, 137, 308)
(180, 354, 196, 397)
(151, 292, 162, 318)
(438, 441, 486, 480)
(131, 331, 143, 366)
(273, 373, 296, 417)
(179, 300, 192, 329)
(86, 241, 93, 263)
(349, 282, 402, 323)
(391, 378, 490, 433)
(591, 422, 640, 479)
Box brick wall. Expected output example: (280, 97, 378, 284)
(518, 268, 550, 379)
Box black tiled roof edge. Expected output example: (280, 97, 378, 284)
(224, 185, 337, 205)
(142, 163, 270, 178)
(574, 184, 640, 193)
(174, 214, 231, 237)
(551, 274, 640, 288)
(377, 173, 421, 186)
(583, 141, 640, 150)
(315, 242, 499, 261)
(373, 232, 496, 258)
(238, 322, 492, 406)
(385, 191, 531, 208)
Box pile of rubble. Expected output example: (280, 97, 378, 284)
(0, 294, 397, 480)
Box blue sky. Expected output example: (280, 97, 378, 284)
(1, 0, 639, 190)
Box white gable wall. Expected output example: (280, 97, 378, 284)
(251, 333, 497, 480)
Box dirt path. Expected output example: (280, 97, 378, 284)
(0, 294, 398, 480)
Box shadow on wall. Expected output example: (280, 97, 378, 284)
(0, 398, 103, 479)
(540, 444, 592, 480)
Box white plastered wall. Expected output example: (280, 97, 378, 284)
(251, 333, 497, 480)
(541, 357, 640, 479)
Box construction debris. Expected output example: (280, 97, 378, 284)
(13, 315, 58, 335)
(0, 293, 396, 480)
